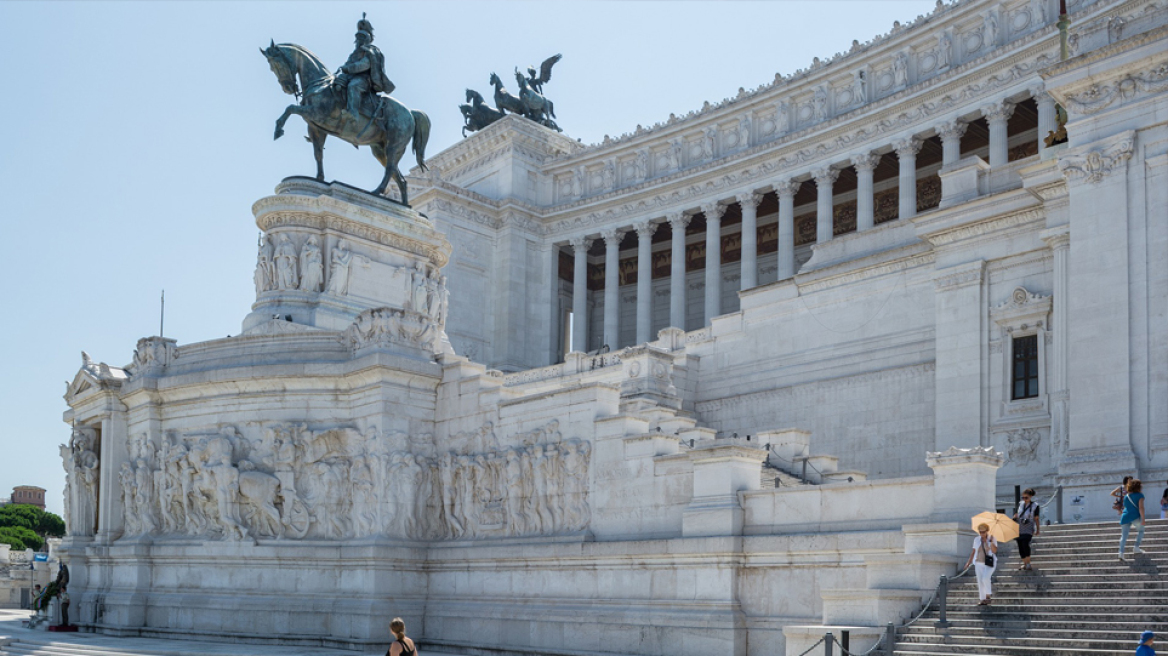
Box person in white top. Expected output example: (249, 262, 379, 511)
(964, 523, 998, 605)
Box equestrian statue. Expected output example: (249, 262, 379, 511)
(461, 54, 562, 136)
(262, 14, 430, 204)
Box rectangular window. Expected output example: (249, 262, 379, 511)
(1012, 335, 1039, 400)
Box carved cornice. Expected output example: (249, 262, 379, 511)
(1058, 130, 1134, 184)
(796, 247, 934, 295)
(934, 260, 985, 292)
(920, 208, 1045, 247)
(256, 210, 451, 268)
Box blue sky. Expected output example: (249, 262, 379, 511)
(0, 1, 938, 516)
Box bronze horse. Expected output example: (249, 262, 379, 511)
(262, 41, 430, 203)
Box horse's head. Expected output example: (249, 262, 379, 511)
(459, 104, 472, 119)
(261, 41, 299, 97)
(489, 72, 500, 87)
(465, 89, 476, 104)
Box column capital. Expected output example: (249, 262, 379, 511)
(1029, 85, 1053, 105)
(895, 136, 923, 158)
(773, 179, 801, 199)
(701, 202, 726, 221)
(601, 227, 626, 246)
(981, 99, 1017, 123)
(667, 211, 692, 230)
(736, 191, 764, 210)
(633, 220, 659, 239)
(852, 151, 880, 172)
(936, 120, 968, 141)
(569, 236, 594, 252)
(1041, 227, 1070, 251)
(812, 167, 840, 186)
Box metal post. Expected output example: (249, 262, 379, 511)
(935, 575, 950, 628)
(1056, 486, 1064, 524)
(824, 632, 834, 656)
(842, 630, 850, 654)
(1014, 485, 1021, 509)
(885, 622, 895, 656)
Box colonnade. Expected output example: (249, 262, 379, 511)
(563, 92, 1059, 354)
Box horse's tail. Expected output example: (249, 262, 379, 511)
(411, 110, 431, 172)
(548, 99, 556, 119)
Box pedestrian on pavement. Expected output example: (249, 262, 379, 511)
(30, 584, 43, 618)
(1013, 488, 1040, 571)
(385, 618, 416, 656)
(1137, 630, 1155, 656)
(1160, 483, 1167, 519)
(1115, 476, 1133, 515)
(965, 522, 998, 605)
(59, 584, 70, 627)
(1119, 479, 1147, 561)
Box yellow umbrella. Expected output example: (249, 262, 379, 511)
(972, 511, 1019, 543)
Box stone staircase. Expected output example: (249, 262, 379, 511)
(892, 518, 1168, 655)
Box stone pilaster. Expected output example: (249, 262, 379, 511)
(937, 120, 967, 167)
(933, 260, 986, 450)
(982, 100, 1016, 167)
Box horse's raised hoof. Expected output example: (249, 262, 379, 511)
(274, 127, 285, 140)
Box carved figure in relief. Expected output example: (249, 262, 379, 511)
(893, 52, 909, 88)
(120, 463, 138, 536)
(133, 459, 157, 534)
(634, 149, 649, 180)
(61, 427, 99, 537)
(853, 71, 867, 104)
(298, 236, 324, 292)
(737, 115, 751, 149)
(938, 31, 953, 69)
(274, 234, 299, 290)
(326, 239, 359, 295)
(813, 85, 829, 121)
(254, 234, 275, 294)
(985, 11, 999, 47)
(701, 127, 716, 160)
(601, 160, 615, 190)
(777, 101, 790, 133)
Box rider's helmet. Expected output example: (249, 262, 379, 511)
(356, 13, 374, 43)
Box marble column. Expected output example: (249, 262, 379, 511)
(702, 202, 726, 325)
(896, 137, 923, 220)
(775, 180, 800, 280)
(982, 100, 1016, 167)
(937, 120, 967, 166)
(601, 228, 624, 350)
(853, 152, 879, 231)
(634, 220, 658, 344)
(1033, 89, 1058, 156)
(668, 212, 691, 330)
(813, 168, 839, 244)
(737, 192, 762, 290)
(569, 236, 593, 353)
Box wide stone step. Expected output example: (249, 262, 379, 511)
(893, 645, 1130, 656)
(895, 633, 1141, 650)
(901, 626, 1152, 641)
(908, 619, 1167, 632)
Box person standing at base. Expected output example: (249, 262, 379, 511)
(1013, 488, 1040, 571)
(965, 523, 998, 605)
(385, 618, 416, 656)
(1138, 630, 1156, 656)
(1160, 483, 1167, 520)
(1115, 476, 1133, 515)
(58, 585, 70, 627)
(1120, 479, 1147, 561)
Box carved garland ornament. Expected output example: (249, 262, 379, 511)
(1062, 61, 1168, 115)
(1058, 133, 1134, 184)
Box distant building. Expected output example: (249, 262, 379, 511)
(9, 486, 46, 509)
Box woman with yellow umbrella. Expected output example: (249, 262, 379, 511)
(965, 512, 1019, 605)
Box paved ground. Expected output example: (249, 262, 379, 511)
(0, 610, 457, 656)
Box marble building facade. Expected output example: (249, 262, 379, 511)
(58, 0, 1168, 654)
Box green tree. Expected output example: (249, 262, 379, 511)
(0, 526, 42, 551)
(0, 504, 65, 544)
